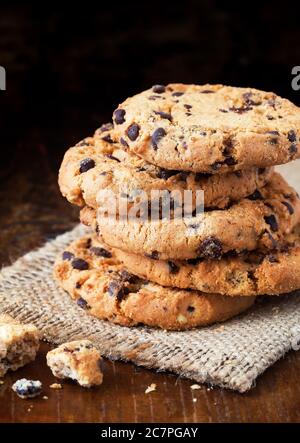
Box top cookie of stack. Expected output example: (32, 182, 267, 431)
(112, 83, 300, 172)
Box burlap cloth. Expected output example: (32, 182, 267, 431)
(0, 163, 299, 393)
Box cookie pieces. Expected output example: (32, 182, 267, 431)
(12, 378, 42, 399)
(112, 84, 300, 172)
(47, 340, 103, 387)
(0, 315, 40, 377)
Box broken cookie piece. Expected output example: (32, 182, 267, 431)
(12, 378, 42, 399)
(0, 315, 40, 377)
(46, 340, 103, 388)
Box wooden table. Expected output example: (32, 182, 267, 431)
(0, 139, 300, 423)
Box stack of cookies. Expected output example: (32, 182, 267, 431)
(55, 84, 300, 330)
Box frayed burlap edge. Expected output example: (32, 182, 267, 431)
(1, 224, 300, 393)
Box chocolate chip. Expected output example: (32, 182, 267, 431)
(62, 251, 74, 261)
(172, 92, 184, 97)
(102, 134, 115, 144)
(184, 104, 192, 110)
(187, 306, 195, 312)
(267, 254, 279, 263)
(136, 166, 146, 172)
(258, 168, 266, 174)
(151, 127, 166, 150)
(75, 282, 81, 289)
(201, 89, 214, 93)
(266, 131, 280, 136)
(248, 190, 263, 201)
(145, 251, 159, 260)
(105, 153, 121, 162)
(289, 144, 298, 155)
(268, 137, 278, 145)
(198, 237, 223, 259)
(264, 214, 278, 232)
(229, 105, 252, 114)
(219, 108, 228, 113)
(187, 258, 202, 265)
(108, 280, 128, 301)
(85, 238, 92, 248)
(152, 85, 165, 93)
(126, 124, 140, 141)
(77, 297, 90, 309)
(266, 115, 275, 120)
(119, 270, 138, 283)
(113, 109, 126, 125)
(154, 111, 172, 121)
(168, 261, 179, 274)
(90, 247, 112, 258)
(71, 258, 89, 270)
(148, 95, 163, 100)
(79, 158, 95, 173)
(195, 172, 212, 182)
(156, 168, 179, 179)
(120, 137, 129, 147)
(282, 201, 294, 215)
(287, 130, 297, 142)
(98, 122, 114, 133)
(224, 156, 237, 165)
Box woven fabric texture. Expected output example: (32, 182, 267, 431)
(1, 223, 300, 392)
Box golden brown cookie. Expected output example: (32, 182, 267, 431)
(47, 340, 103, 388)
(54, 236, 255, 330)
(80, 173, 300, 260)
(114, 226, 300, 296)
(112, 83, 300, 172)
(0, 315, 40, 377)
(59, 125, 273, 210)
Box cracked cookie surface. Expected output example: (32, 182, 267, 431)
(112, 83, 300, 172)
(80, 173, 300, 260)
(47, 340, 103, 387)
(114, 225, 300, 296)
(59, 126, 273, 211)
(0, 315, 40, 377)
(54, 236, 255, 330)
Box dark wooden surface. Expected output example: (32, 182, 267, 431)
(0, 143, 300, 423)
(1, 1, 300, 424)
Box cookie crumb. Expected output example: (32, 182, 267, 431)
(50, 383, 62, 389)
(190, 384, 201, 390)
(145, 383, 157, 394)
(43, 395, 48, 400)
(193, 398, 197, 403)
(12, 379, 42, 399)
(0, 380, 4, 385)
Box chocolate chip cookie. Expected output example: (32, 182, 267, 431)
(112, 84, 300, 172)
(54, 236, 255, 330)
(59, 126, 273, 210)
(0, 315, 40, 377)
(80, 173, 300, 260)
(47, 340, 103, 387)
(114, 225, 300, 296)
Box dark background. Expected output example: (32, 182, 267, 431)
(0, 0, 300, 261)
